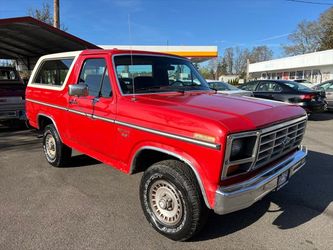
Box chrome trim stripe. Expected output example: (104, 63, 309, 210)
(130, 146, 211, 209)
(26, 98, 221, 150)
(92, 114, 115, 123)
(26, 98, 67, 111)
(67, 108, 91, 117)
(115, 120, 220, 149)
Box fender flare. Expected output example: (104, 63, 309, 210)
(130, 145, 211, 209)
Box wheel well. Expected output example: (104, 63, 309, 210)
(38, 115, 53, 132)
(131, 149, 182, 174)
(132, 148, 211, 209)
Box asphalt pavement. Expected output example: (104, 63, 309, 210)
(0, 113, 332, 250)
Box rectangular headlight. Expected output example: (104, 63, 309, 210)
(222, 131, 260, 179)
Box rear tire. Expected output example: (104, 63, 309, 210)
(140, 160, 208, 241)
(43, 124, 71, 167)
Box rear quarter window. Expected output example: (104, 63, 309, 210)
(33, 58, 74, 86)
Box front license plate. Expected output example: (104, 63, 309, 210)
(276, 170, 289, 190)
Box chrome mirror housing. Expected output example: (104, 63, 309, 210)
(68, 84, 88, 97)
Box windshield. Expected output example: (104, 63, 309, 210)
(208, 81, 239, 91)
(282, 81, 311, 91)
(0, 68, 19, 81)
(114, 55, 210, 94)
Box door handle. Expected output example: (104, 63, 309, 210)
(69, 99, 78, 104)
(92, 97, 99, 104)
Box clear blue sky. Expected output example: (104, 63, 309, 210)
(0, 0, 330, 58)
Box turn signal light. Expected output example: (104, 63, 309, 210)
(193, 133, 216, 143)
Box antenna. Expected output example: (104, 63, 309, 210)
(128, 14, 136, 101)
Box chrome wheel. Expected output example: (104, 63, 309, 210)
(45, 133, 56, 160)
(149, 180, 183, 226)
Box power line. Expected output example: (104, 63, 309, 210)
(286, 0, 333, 6)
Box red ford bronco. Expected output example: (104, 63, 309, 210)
(26, 49, 308, 241)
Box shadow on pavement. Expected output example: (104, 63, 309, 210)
(66, 154, 101, 168)
(193, 150, 333, 241)
(308, 112, 333, 121)
(0, 126, 40, 152)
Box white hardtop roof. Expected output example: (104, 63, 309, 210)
(38, 50, 82, 60)
(249, 49, 333, 73)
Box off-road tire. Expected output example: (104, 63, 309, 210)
(43, 124, 72, 167)
(140, 160, 208, 241)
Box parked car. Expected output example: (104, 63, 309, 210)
(0, 67, 26, 125)
(312, 80, 333, 110)
(294, 79, 317, 88)
(239, 80, 327, 113)
(26, 50, 308, 241)
(206, 80, 253, 96)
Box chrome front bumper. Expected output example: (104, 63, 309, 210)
(214, 146, 307, 215)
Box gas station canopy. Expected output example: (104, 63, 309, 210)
(100, 45, 218, 63)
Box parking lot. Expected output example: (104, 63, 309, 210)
(0, 113, 332, 250)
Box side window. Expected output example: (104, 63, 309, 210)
(241, 82, 258, 91)
(79, 58, 112, 97)
(34, 58, 74, 86)
(100, 71, 112, 97)
(326, 83, 333, 92)
(319, 82, 333, 91)
(257, 82, 280, 92)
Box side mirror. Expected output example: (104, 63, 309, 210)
(68, 84, 89, 97)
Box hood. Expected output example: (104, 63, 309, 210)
(134, 92, 306, 134)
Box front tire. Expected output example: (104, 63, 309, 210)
(43, 124, 72, 167)
(140, 160, 208, 241)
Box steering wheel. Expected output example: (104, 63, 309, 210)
(170, 80, 184, 87)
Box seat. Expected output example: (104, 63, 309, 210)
(133, 76, 155, 89)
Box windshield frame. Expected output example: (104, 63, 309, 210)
(112, 53, 211, 96)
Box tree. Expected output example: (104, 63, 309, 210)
(233, 47, 250, 75)
(28, 2, 67, 31)
(283, 20, 321, 56)
(249, 46, 273, 63)
(319, 7, 333, 50)
(223, 48, 234, 74)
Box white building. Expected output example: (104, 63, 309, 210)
(248, 49, 333, 83)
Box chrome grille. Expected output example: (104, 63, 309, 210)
(253, 119, 307, 170)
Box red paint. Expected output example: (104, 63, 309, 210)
(26, 49, 306, 208)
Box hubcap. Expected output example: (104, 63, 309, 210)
(149, 180, 183, 226)
(45, 133, 56, 159)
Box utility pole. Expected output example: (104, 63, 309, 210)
(246, 58, 250, 82)
(54, 0, 60, 29)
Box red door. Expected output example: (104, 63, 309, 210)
(66, 56, 116, 157)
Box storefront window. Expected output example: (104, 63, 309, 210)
(289, 71, 296, 80)
(296, 71, 303, 79)
(283, 72, 289, 80)
(312, 69, 321, 83)
(277, 72, 283, 79)
(304, 70, 311, 81)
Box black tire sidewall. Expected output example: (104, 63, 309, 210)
(140, 165, 199, 241)
(43, 125, 61, 166)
